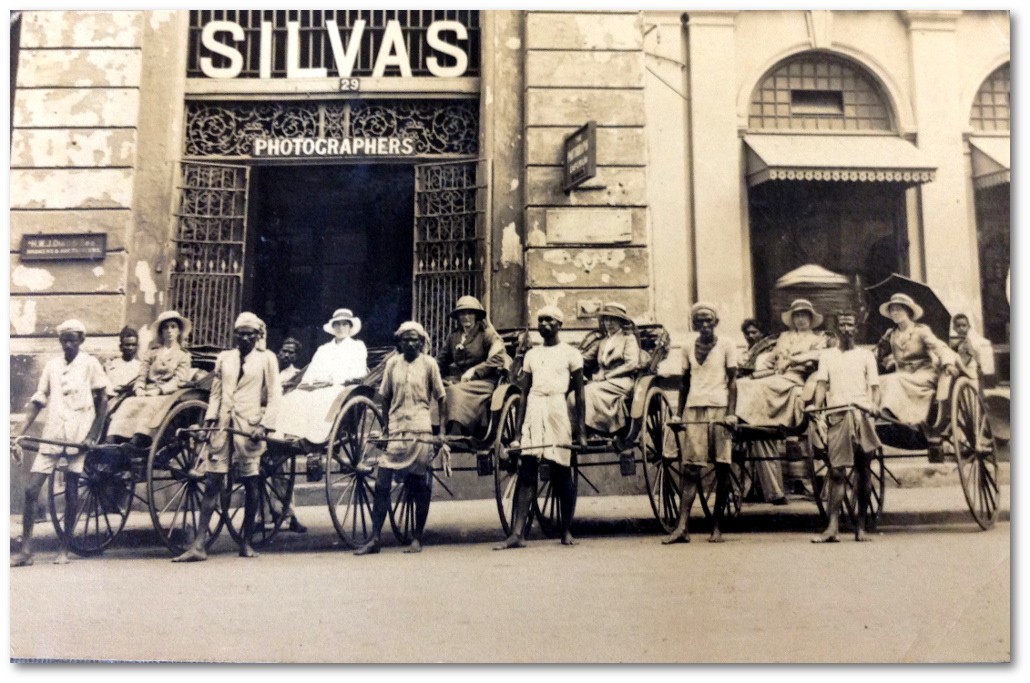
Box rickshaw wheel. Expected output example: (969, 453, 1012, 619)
(641, 387, 678, 532)
(325, 395, 382, 548)
(222, 448, 296, 548)
(146, 399, 224, 554)
(842, 448, 886, 530)
(534, 459, 577, 539)
(388, 476, 421, 545)
(493, 393, 521, 536)
(951, 377, 1000, 530)
(699, 459, 752, 521)
(48, 448, 136, 557)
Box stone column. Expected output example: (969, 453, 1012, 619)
(903, 10, 982, 323)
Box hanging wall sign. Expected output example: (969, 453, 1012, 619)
(563, 121, 597, 193)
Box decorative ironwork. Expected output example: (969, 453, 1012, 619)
(187, 10, 480, 79)
(184, 99, 478, 158)
(169, 162, 250, 348)
(413, 159, 488, 352)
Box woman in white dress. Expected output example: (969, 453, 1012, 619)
(268, 308, 368, 445)
(580, 302, 640, 434)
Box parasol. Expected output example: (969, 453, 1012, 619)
(865, 273, 952, 341)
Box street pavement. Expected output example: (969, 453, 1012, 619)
(9, 481, 1010, 663)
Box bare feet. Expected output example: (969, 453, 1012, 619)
(52, 550, 71, 565)
(855, 529, 872, 542)
(172, 547, 208, 562)
(238, 544, 260, 558)
(708, 529, 725, 543)
(560, 532, 578, 546)
(403, 539, 423, 554)
(811, 531, 839, 543)
(662, 530, 690, 545)
(493, 535, 526, 550)
(10, 551, 34, 567)
(354, 539, 381, 556)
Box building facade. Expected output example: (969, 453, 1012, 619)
(9, 10, 1011, 409)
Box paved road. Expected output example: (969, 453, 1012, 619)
(10, 485, 1010, 663)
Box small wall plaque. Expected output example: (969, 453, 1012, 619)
(20, 233, 107, 262)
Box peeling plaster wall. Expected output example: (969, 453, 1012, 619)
(10, 11, 147, 418)
(522, 11, 653, 332)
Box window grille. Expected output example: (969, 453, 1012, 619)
(749, 53, 893, 132)
(969, 63, 1010, 133)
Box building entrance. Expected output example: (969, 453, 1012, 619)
(245, 164, 415, 357)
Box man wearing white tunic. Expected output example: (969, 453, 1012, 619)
(495, 305, 587, 549)
(269, 308, 367, 445)
(173, 312, 281, 562)
(11, 319, 109, 567)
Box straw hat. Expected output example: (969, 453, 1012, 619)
(449, 295, 487, 320)
(323, 308, 362, 336)
(780, 299, 823, 330)
(879, 293, 924, 322)
(598, 302, 632, 324)
(154, 310, 192, 340)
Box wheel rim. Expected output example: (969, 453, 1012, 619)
(951, 380, 1000, 530)
(389, 480, 417, 545)
(641, 390, 678, 532)
(222, 450, 296, 548)
(534, 476, 561, 539)
(810, 454, 831, 522)
(326, 395, 382, 548)
(493, 394, 520, 536)
(842, 450, 886, 528)
(48, 452, 136, 557)
(146, 400, 223, 554)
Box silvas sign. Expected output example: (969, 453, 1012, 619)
(198, 19, 471, 79)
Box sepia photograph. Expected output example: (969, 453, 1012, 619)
(5, 6, 1013, 664)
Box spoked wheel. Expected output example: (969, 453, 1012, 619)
(699, 460, 753, 521)
(950, 377, 1000, 530)
(325, 395, 383, 548)
(534, 461, 578, 539)
(810, 451, 832, 522)
(147, 400, 224, 554)
(641, 388, 678, 532)
(222, 448, 296, 548)
(493, 393, 521, 536)
(388, 476, 422, 546)
(842, 449, 886, 530)
(48, 447, 136, 556)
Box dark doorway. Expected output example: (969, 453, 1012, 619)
(245, 164, 415, 360)
(748, 181, 908, 342)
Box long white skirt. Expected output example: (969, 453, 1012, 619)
(268, 385, 350, 444)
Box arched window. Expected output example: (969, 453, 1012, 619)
(969, 63, 1009, 132)
(749, 52, 893, 132)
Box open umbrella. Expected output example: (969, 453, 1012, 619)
(865, 273, 952, 341)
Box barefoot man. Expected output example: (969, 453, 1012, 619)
(495, 305, 587, 549)
(173, 312, 281, 562)
(663, 303, 738, 545)
(810, 311, 881, 543)
(11, 320, 109, 567)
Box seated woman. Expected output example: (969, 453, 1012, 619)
(878, 293, 959, 425)
(268, 308, 367, 445)
(106, 311, 193, 448)
(437, 296, 509, 435)
(579, 302, 640, 434)
(735, 299, 830, 504)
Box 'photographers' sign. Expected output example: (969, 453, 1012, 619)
(20, 234, 107, 262)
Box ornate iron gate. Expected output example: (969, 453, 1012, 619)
(169, 162, 250, 348)
(413, 159, 489, 352)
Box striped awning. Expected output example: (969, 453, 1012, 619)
(744, 134, 937, 187)
(969, 136, 1010, 190)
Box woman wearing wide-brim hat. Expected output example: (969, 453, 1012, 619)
(877, 292, 960, 425)
(106, 310, 194, 448)
(437, 295, 511, 435)
(266, 308, 368, 446)
(579, 302, 640, 434)
(734, 298, 831, 504)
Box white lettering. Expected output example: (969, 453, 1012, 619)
(327, 139, 340, 155)
(340, 138, 352, 155)
(426, 21, 468, 78)
(287, 21, 328, 79)
(401, 138, 415, 155)
(326, 19, 366, 78)
(302, 139, 316, 155)
(279, 140, 292, 155)
(315, 139, 328, 155)
(388, 138, 400, 155)
(200, 21, 245, 79)
(259, 21, 273, 79)
(377, 138, 387, 154)
(267, 138, 281, 155)
(372, 21, 413, 78)
(254, 138, 267, 155)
